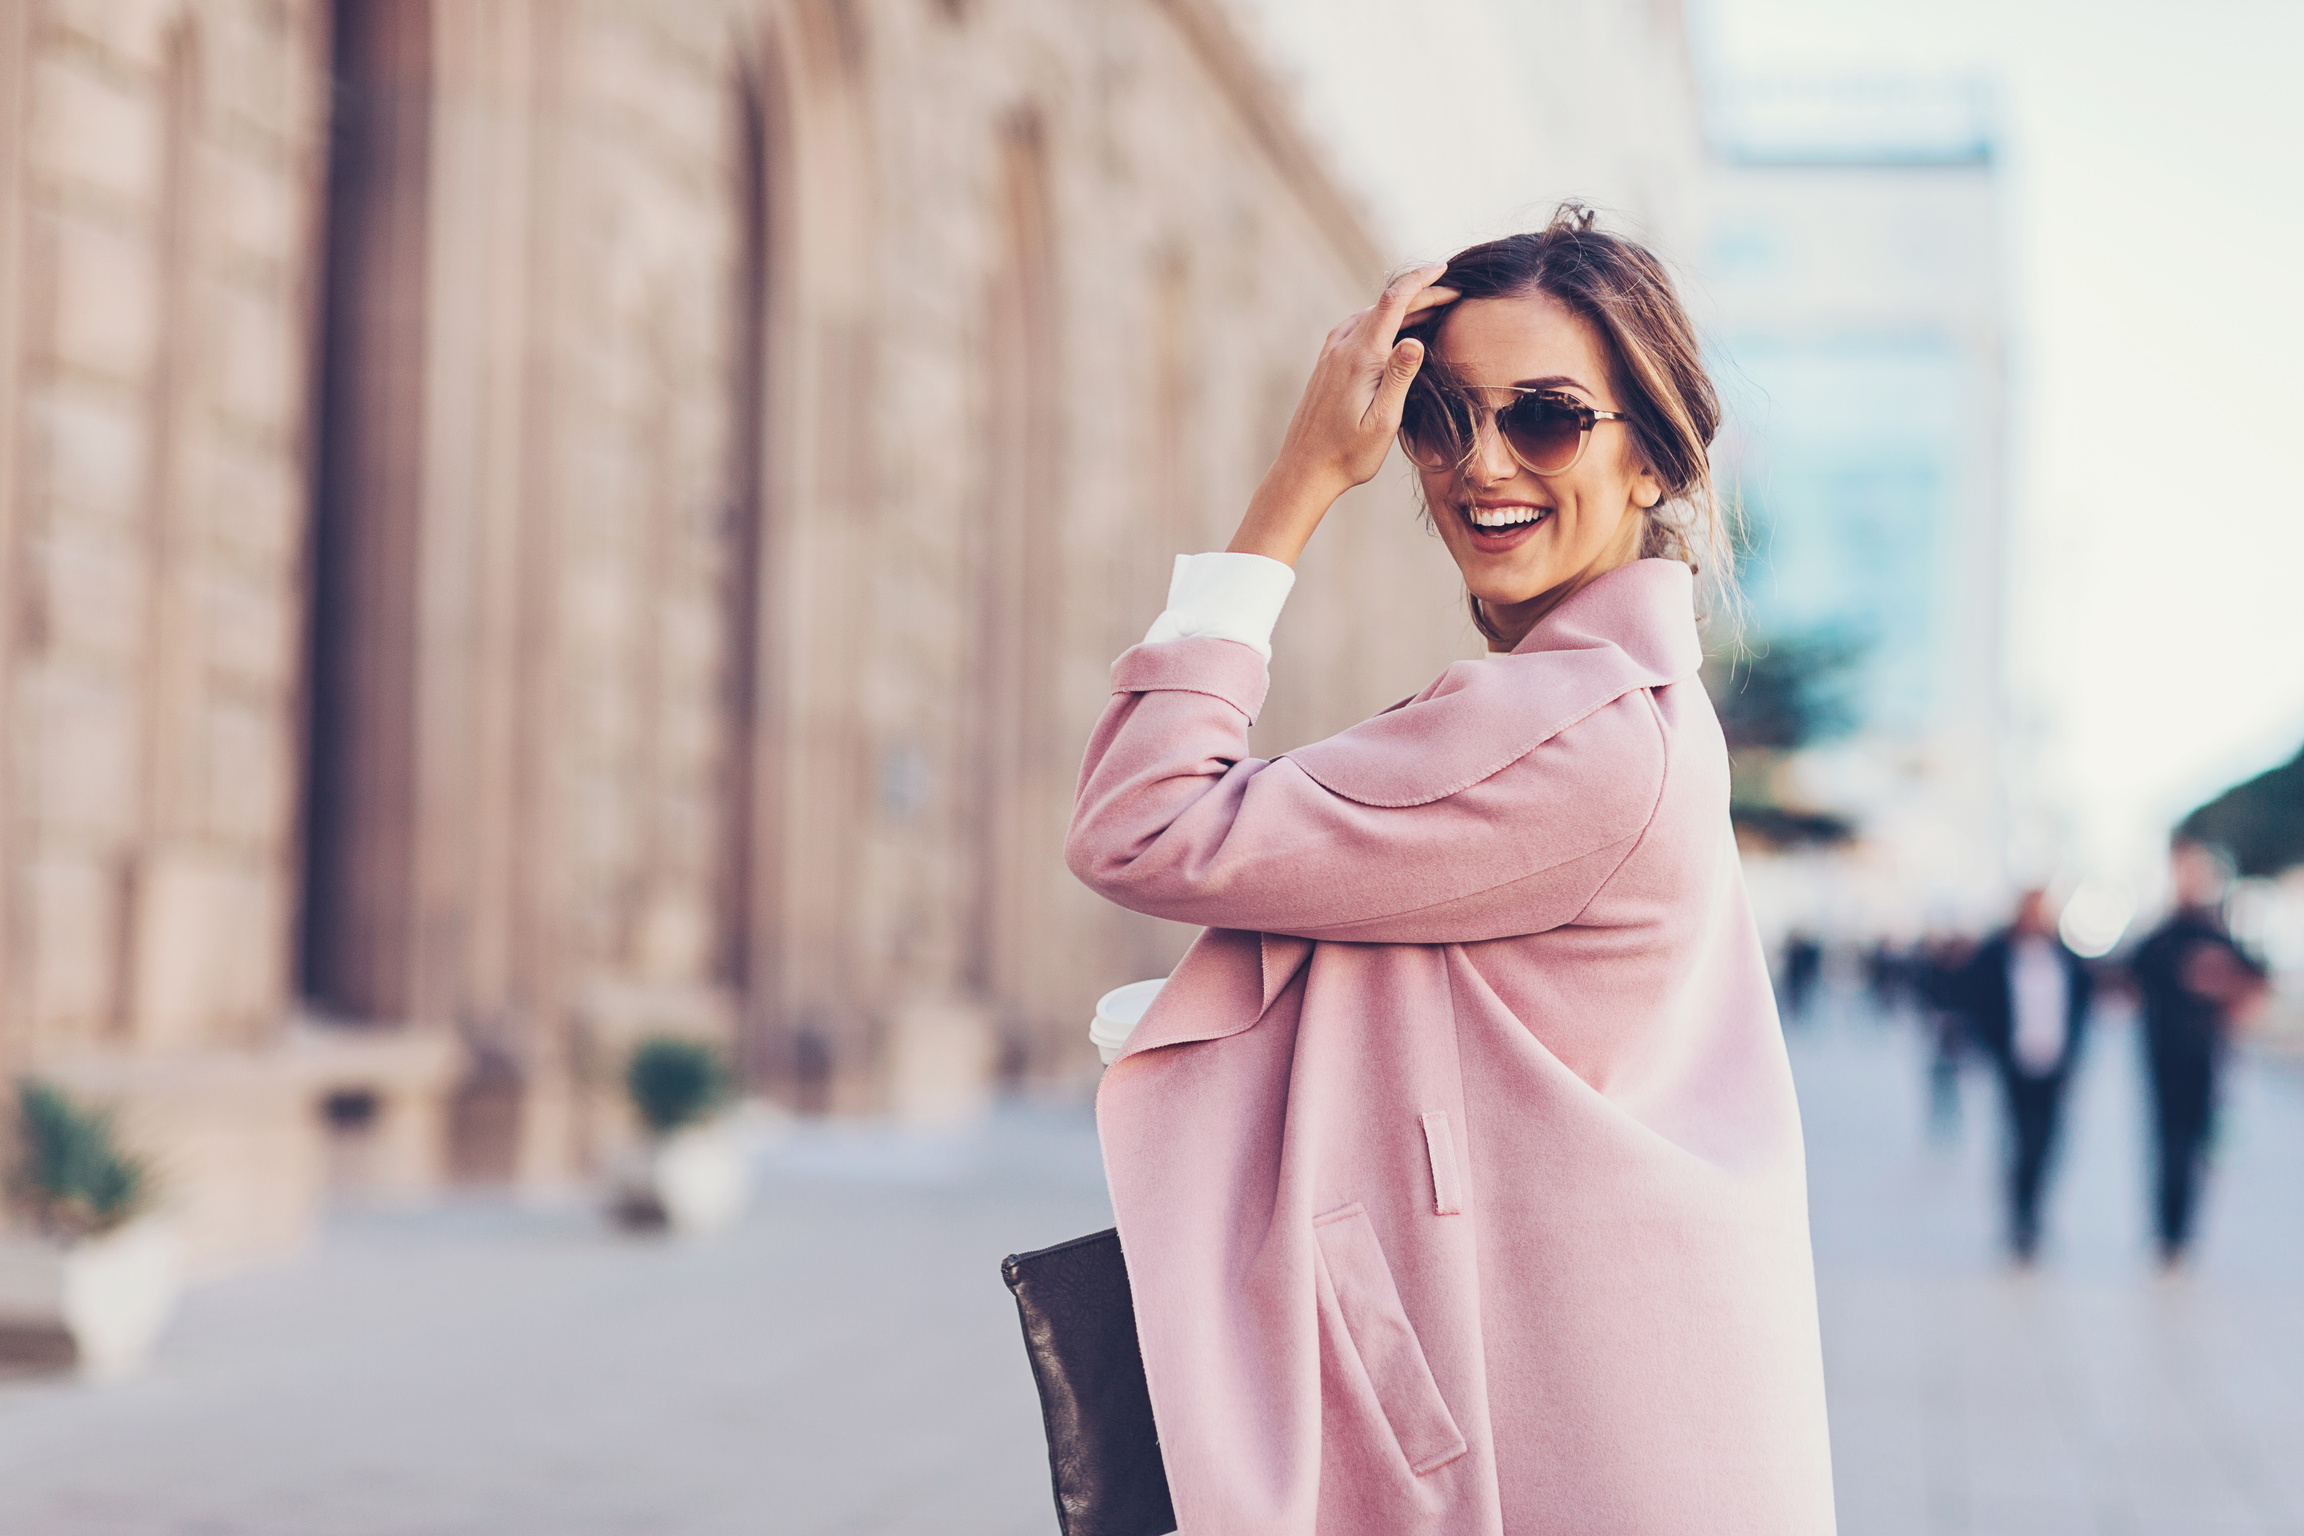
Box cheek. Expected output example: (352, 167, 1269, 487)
(1600, 436, 1655, 501)
(1417, 468, 1460, 522)
(1565, 452, 1641, 526)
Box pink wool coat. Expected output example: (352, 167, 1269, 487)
(1067, 559, 1836, 1535)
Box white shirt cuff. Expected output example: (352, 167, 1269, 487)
(1141, 552, 1296, 663)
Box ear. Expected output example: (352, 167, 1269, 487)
(1631, 464, 1664, 510)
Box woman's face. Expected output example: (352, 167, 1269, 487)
(1416, 291, 1661, 647)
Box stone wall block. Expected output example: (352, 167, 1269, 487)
(632, 890, 711, 982)
(31, 525, 150, 661)
(206, 447, 300, 568)
(22, 853, 122, 1033)
(120, 849, 285, 1049)
(210, 283, 292, 430)
(566, 552, 635, 640)
(46, 213, 159, 384)
(884, 1000, 996, 1126)
(659, 597, 720, 677)
(201, 696, 290, 844)
(624, 51, 725, 171)
(567, 775, 628, 873)
(30, 54, 161, 206)
(206, 5, 298, 145)
(579, 29, 699, 164)
(199, 566, 292, 688)
(45, 0, 177, 69)
(211, 150, 297, 265)
(652, 798, 713, 875)
(215, 866, 288, 1027)
(126, 848, 231, 1050)
(25, 665, 140, 836)
(657, 703, 717, 781)
(30, 383, 148, 522)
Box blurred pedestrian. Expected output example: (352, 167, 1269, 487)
(1952, 890, 2093, 1264)
(1780, 930, 1823, 1023)
(1914, 932, 1978, 1140)
(2129, 838, 2270, 1273)
(1863, 937, 1906, 1013)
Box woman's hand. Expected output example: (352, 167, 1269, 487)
(1228, 264, 1459, 566)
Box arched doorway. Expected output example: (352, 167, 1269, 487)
(298, 0, 433, 1025)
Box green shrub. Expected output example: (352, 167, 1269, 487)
(9, 1081, 157, 1241)
(625, 1037, 732, 1136)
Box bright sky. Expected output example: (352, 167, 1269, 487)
(1235, 0, 2304, 893)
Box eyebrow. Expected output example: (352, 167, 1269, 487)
(1508, 375, 1590, 393)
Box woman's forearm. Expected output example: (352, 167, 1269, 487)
(1224, 264, 1455, 567)
(1225, 464, 1347, 567)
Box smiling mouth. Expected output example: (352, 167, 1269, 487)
(1459, 502, 1552, 538)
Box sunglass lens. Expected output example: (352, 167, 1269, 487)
(1499, 396, 1586, 473)
(1399, 384, 1468, 469)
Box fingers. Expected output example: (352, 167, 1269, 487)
(1403, 285, 1460, 318)
(1366, 337, 1426, 432)
(1368, 263, 1451, 343)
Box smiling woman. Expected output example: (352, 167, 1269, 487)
(1068, 203, 1836, 1533)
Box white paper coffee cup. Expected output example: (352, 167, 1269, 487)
(1090, 978, 1167, 1065)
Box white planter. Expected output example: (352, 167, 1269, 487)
(0, 1218, 183, 1379)
(611, 1123, 748, 1236)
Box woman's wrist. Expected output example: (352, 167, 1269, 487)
(1226, 461, 1349, 567)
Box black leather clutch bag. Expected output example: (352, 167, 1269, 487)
(1000, 1228, 1177, 1536)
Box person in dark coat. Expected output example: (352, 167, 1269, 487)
(1914, 931, 1979, 1141)
(2129, 839, 2270, 1272)
(1953, 889, 2095, 1264)
(1779, 930, 1824, 1024)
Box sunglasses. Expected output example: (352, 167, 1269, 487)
(1399, 378, 1628, 478)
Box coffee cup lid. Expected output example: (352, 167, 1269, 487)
(1089, 977, 1166, 1048)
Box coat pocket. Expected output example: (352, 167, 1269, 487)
(1420, 1111, 1463, 1216)
(1311, 1202, 1467, 1476)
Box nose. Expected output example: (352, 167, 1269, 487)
(1465, 412, 1517, 487)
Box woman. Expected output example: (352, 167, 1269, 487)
(1068, 208, 1835, 1534)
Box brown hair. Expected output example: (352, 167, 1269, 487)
(1403, 203, 1735, 644)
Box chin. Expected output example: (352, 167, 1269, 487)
(1465, 566, 1559, 608)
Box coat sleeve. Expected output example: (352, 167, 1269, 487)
(1065, 638, 1669, 944)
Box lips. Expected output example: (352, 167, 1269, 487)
(1458, 501, 1551, 551)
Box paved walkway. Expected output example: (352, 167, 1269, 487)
(2, 998, 2300, 1535)
(1795, 997, 2304, 1536)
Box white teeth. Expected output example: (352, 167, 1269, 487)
(1467, 505, 1547, 529)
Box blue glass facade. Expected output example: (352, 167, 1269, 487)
(1716, 333, 1965, 736)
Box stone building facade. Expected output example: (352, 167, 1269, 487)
(0, 0, 1478, 1266)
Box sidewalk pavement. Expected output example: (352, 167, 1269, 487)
(2, 998, 2300, 1535)
(1798, 997, 2304, 1536)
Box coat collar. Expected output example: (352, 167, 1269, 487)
(1507, 557, 1704, 675)
(1280, 559, 1702, 809)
